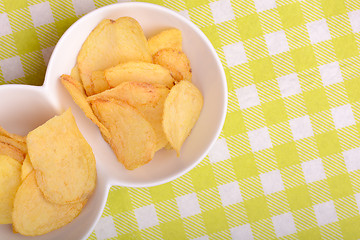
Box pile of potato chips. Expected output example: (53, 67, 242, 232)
(61, 17, 203, 170)
(0, 109, 96, 236)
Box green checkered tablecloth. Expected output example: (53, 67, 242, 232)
(1, 0, 360, 239)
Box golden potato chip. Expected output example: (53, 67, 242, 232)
(0, 141, 25, 163)
(148, 28, 182, 55)
(153, 48, 192, 82)
(91, 99, 156, 170)
(70, 65, 85, 94)
(0, 136, 27, 154)
(88, 82, 169, 151)
(12, 172, 84, 236)
(77, 17, 152, 96)
(104, 61, 174, 89)
(163, 81, 203, 155)
(91, 70, 110, 94)
(27, 109, 96, 204)
(61, 74, 111, 142)
(0, 155, 21, 224)
(21, 154, 33, 181)
(0, 126, 26, 144)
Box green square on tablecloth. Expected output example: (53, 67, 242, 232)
(303, 88, 330, 114)
(222, 110, 246, 137)
(201, 207, 229, 234)
(286, 185, 312, 211)
(184, 0, 208, 9)
(320, 0, 347, 17)
(345, 77, 360, 102)
(315, 130, 342, 157)
(236, 14, 263, 41)
(201, 24, 221, 49)
(249, 57, 275, 83)
(149, 183, 175, 203)
(232, 154, 259, 180)
(332, 34, 359, 60)
(13, 28, 41, 54)
(107, 188, 132, 215)
(159, 219, 187, 240)
(55, 17, 78, 36)
(291, 46, 317, 72)
(327, 174, 354, 199)
(3, 0, 27, 12)
(339, 216, 360, 240)
(274, 142, 299, 168)
(190, 164, 216, 191)
(243, 196, 270, 223)
(261, 99, 288, 125)
(278, 2, 305, 29)
(298, 227, 322, 240)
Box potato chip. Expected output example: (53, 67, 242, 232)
(27, 109, 96, 204)
(77, 17, 151, 96)
(0, 155, 21, 224)
(153, 48, 192, 82)
(88, 82, 169, 151)
(91, 98, 156, 170)
(148, 28, 182, 55)
(91, 70, 110, 94)
(21, 154, 33, 181)
(0, 141, 25, 163)
(61, 74, 111, 142)
(103, 61, 174, 89)
(12, 172, 84, 236)
(0, 126, 26, 144)
(163, 81, 203, 155)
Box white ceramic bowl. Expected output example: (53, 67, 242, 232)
(0, 2, 227, 239)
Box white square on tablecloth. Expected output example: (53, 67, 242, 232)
(254, 0, 276, 12)
(29, 1, 54, 27)
(235, 84, 260, 109)
(349, 9, 360, 33)
(307, 19, 331, 44)
(314, 201, 338, 226)
(319, 61, 343, 86)
(41, 46, 55, 66)
(344, 147, 360, 172)
(289, 115, 314, 141)
(210, 0, 235, 24)
(277, 73, 302, 97)
(223, 41, 247, 67)
(230, 224, 253, 240)
(260, 169, 284, 195)
(94, 216, 117, 240)
(176, 193, 201, 218)
(134, 204, 159, 230)
(301, 158, 326, 183)
(264, 30, 289, 55)
(248, 127, 272, 152)
(0, 56, 25, 82)
(331, 104, 355, 129)
(0, 13, 12, 37)
(73, 0, 95, 16)
(218, 181, 243, 206)
(272, 212, 297, 237)
(355, 193, 360, 214)
(208, 138, 231, 163)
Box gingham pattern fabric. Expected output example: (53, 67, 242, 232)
(1, 0, 360, 239)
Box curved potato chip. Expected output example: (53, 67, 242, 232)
(12, 172, 84, 236)
(0, 126, 26, 144)
(0, 155, 21, 224)
(0, 135, 27, 154)
(21, 154, 33, 181)
(27, 109, 96, 204)
(153, 48, 192, 82)
(91, 99, 156, 170)
(104, 61, 174, 89)
(88, 82, 169, 151)
(0, 141, 25, 163)
(91, 70, 110, 94)
(163, 81, 203, 156)
(61, 74, 111, 142)
(148, 28, 182, 55)
(77, 17, 151, 96)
